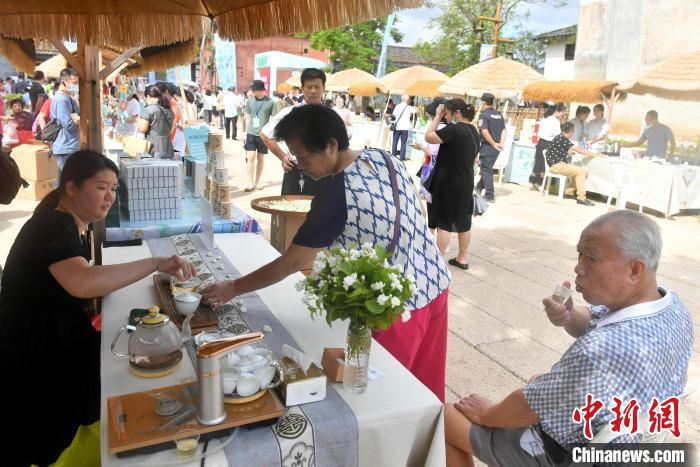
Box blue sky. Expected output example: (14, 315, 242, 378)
(392, 0, 580, 46)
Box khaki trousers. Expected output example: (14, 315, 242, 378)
(549, 162, 588, 200)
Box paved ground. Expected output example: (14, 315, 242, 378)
(1, 129, 698, 453)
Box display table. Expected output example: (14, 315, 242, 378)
(100, 233, 445, 466)
(576, 157, 700, 217)
(504, 142, 536, 185)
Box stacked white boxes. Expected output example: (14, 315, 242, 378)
(120, 160, 183, 222)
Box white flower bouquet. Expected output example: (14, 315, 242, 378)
(297, 243, 416, 330)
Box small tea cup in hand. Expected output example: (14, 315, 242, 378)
(174, 292, 202, 315)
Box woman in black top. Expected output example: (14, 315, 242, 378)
(425, 98, 479, 270)
(0, 150, 195, 466)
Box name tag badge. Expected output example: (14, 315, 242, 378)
(252, 116, 260, 128)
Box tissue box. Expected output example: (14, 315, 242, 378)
(321, 348, 345, 383)
(278, 357, 327, 406)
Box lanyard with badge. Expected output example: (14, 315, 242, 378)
(252, 99, 264, 129)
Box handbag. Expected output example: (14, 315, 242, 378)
(472, 192, 489, 216)
(35, 119, 61, 143)
(389, 104, 408, 132)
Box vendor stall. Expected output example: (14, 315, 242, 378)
(101, 233, 445, 466)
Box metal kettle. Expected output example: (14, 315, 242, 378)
(196, 332, 265, 425)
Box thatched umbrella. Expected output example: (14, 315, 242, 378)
(326, 68, 381, 92)
(0, 36, 35, 73)
(618, 50, 700, 100)
(523, 80, 619, 103)
(403, 79, 447, 97)
(348, 81, 388, 96)
(379, 66, 448, 95)
(285, 72, 302, 89)
(277, 82, 293, 93)
(438, 57, 543, 98)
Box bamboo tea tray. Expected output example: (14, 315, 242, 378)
(153, 274, 219, 334)
(108, 381, 285, 455)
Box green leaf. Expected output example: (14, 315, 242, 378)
(365, 299, 385, 314)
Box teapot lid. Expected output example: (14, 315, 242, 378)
(142, 306, 168, 326)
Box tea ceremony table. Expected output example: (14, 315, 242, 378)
(100, 233, 446, 466)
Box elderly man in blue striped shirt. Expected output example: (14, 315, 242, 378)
(445, 210, 694, 467)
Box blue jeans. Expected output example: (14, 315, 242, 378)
(392, 130, 409, 159)
(54, 153, 71, 186)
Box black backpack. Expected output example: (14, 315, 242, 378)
(0, 150, 29, 204)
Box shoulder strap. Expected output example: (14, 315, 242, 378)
(379, 150, 401, 255)
(395, 104, 408, 122)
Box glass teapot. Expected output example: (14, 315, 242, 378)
(111, 306, 183, 375)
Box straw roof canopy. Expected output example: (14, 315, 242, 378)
(129, 39, 198, 73)
(439, 57, 543, 98)
(348, 82, 387, 96)
(618, 50, 700, 100)
(379, 66, 448, 94)
(403, 79, 447, 97)
(326, 68, 380, 92)
(523, 80, 619, 103)
(0, 0, 421, 48)
(0, 36, 35, 73)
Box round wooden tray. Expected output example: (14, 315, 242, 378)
(250, 195, 313, 218)
(129, 360, 181, 379)
(224, 388, 268, 405)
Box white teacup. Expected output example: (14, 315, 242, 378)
(236, 374, 261, 397)
(223, 367, 240, 394)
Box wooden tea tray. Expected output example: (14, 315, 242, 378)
(108, 381, 285, 454)
(153, 274, 219, 334)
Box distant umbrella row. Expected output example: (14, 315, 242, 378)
(279, 50, 700, 103)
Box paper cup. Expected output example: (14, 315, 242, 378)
(219, 185, 231, 202)
(220, 201, 233, 219)
(215, 167, 228, 185)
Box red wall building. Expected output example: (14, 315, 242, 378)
(234, 37, 329, 92)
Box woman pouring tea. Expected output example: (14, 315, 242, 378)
(0, 150, 196, 466)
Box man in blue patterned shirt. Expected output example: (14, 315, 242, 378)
(445, 210, 694, 467)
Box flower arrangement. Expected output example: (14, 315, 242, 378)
(298, 243, 416, 330)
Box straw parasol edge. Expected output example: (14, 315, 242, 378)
(0, 36, 36, 73)
(439, 57, 543, 98)
(618, 50, 700, 100)
(130, 39, 198, 73)
(403, 79, 447, 97)
(348, 82, 386, 96)
(379, 66, 448, 94)
(523, 80, 619, 103)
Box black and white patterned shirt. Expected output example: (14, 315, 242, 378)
(545, 133, 574, 166)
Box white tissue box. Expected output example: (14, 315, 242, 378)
(278, 357, 327, 406)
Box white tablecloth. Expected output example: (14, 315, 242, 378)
(100, 233, 445, 467)
(576, 157, 700, 217)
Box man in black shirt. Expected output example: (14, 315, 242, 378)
(546, 122, 602, 206)
(25, 70, 47, 112)
(476, 93, 505, 202)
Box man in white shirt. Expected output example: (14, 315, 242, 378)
(584, 104, 609, 151)
(391, 95, 416, 160)
(260, 68, 330, 195)
(116, 94, 142, 136)
(202, 89, 215, 124)
(223, 87, 241, 140)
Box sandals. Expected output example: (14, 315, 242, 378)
(448, 258, 469, 270)
(244, 187, 254, 192)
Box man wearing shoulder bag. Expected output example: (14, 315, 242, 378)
(50, 67, 81, 183)
(391, 95, 416, 161)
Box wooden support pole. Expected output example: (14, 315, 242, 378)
(50, 40, 85, 76)
(99, 47, 139, 81)
(492, 0, 502, 58)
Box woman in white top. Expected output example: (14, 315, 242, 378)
(334, 94, 353, 139)
(530, 103, 565, 188)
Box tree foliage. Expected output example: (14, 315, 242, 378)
(413, 0, 566, 75)
(305, 18, 404, 73)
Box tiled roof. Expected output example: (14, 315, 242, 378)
(534, 25, 577, 41)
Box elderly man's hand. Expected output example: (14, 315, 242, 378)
(454, 394, 494, 426)
(282, 154, 296, 172)
(543, 280, 574, 327)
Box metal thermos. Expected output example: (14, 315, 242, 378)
(196, 332, 264, 425)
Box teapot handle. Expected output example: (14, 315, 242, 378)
(111, 325, 129, 358)
(265, 360, 286, 389)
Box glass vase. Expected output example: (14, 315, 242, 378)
(343, 321, 371, 394)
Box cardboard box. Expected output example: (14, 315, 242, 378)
(278, 356, 327, 406)
(17, 178, 57, 201)
(321, 348, 345, 383)
(13, 143, 57, 181)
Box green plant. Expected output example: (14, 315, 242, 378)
(298, 244, 415, 330)
(4, 93, 24, 109)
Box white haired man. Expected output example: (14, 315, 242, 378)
(445, 210, 694, 466)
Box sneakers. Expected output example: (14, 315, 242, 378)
(577, 199, 594, 206)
